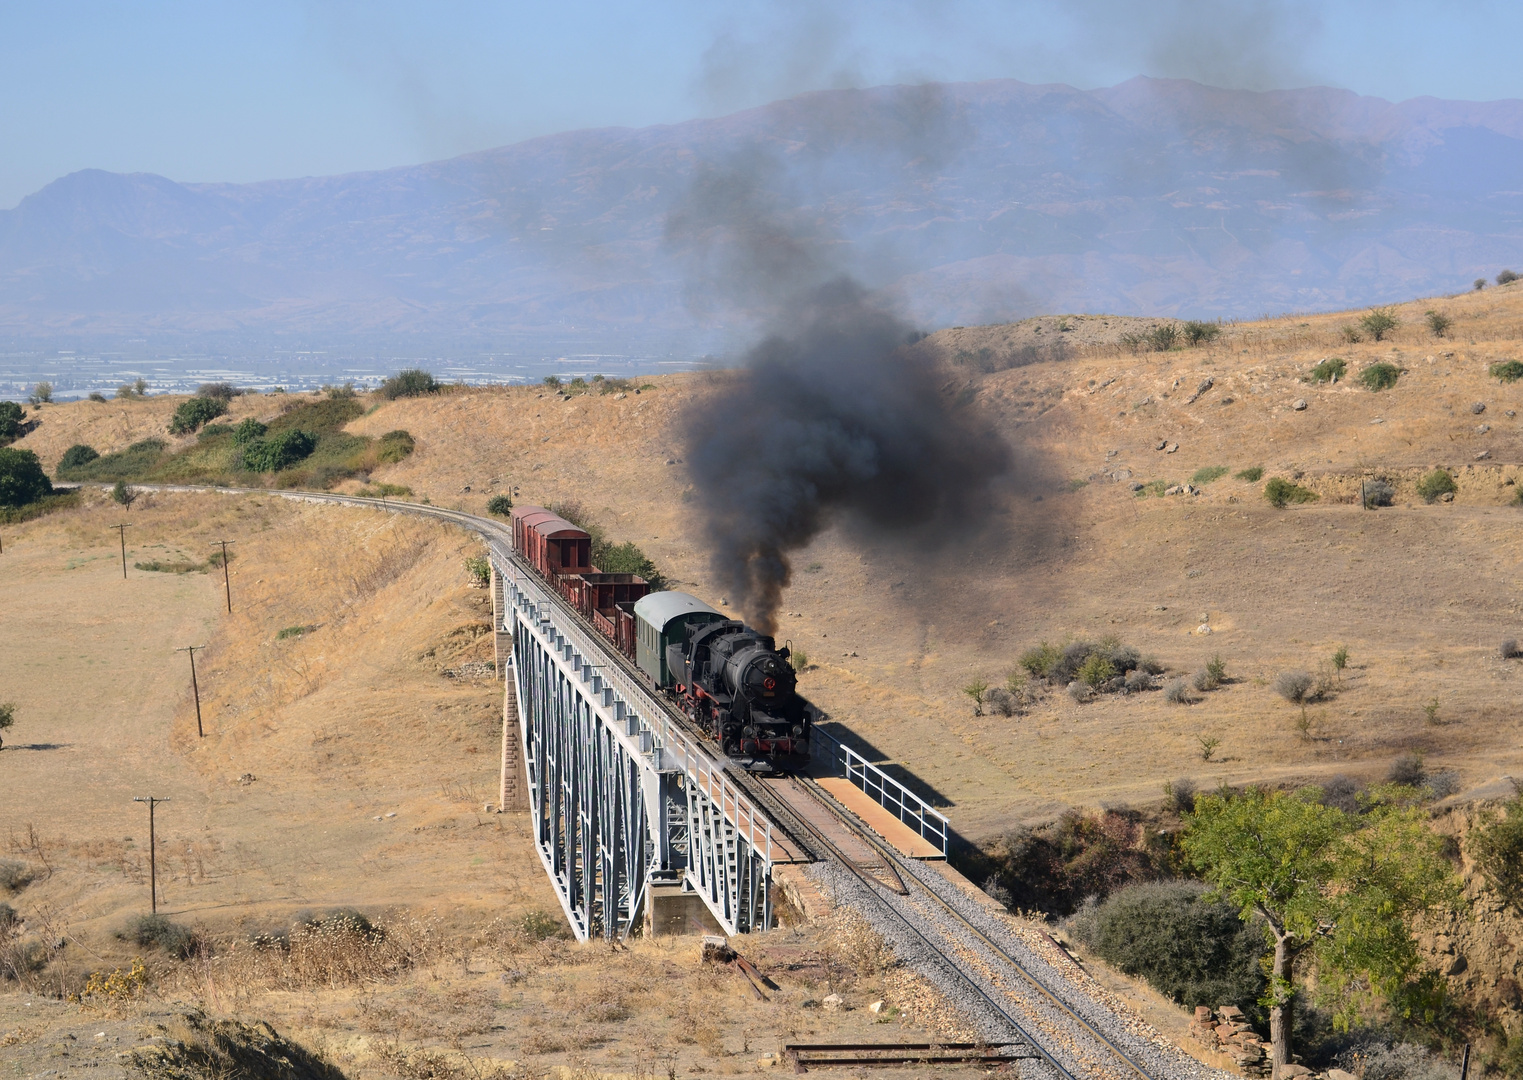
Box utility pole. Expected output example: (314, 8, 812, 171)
(212, 539, 235, 613)
(112, 523, 132, 579)
(176, 646, 205, 737)
(132, 796, 170, 913)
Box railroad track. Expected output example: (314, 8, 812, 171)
(131, 485, 1204, 1079)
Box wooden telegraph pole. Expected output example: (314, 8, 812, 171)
(112, 523, 132, 578)
(212, 539, 235, 613)
(132, 796, 170, 913)
(177, 646, 205, 737)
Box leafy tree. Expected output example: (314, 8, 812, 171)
(0, 701, 14, 751)
(231, 418, 268, 445)
(963, 678, 989, 715)
(1475, 278, 1488, 291)
(27, 382, 52, 405)
(115, 378, 148, 400)
(240, 429, 316, 473)
(1425, 310, 1452, 337)
(196, 382, 241, 401)
(1360, 308, 1400, 342)
(543, 375, 562, 388)
(1500, 269, 1520, 286)
(57, 444, 100, 473)
(377, 369, 439, 400)
(111, 480, 136, 508)
(1184, 787, 1458, 1075)
(0, 448, 52, 507)
(485, 494, 514, 517)
(168, 396, 228, 435)
(0, 401, 25, 446)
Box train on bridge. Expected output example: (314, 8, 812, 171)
(510, 505, 814, 772)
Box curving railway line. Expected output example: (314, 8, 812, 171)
(124, 484, 1228, 1080)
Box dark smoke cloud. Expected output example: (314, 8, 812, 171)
(684, 278, 1011, 634)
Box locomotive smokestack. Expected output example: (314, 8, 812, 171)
(684, 278, 1010, 634)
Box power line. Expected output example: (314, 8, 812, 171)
(112, 523, 132, 579)
(132, 796, 170, 913)
(176, 646, 206, 737)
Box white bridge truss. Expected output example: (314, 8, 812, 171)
(494, 545, 777, 941)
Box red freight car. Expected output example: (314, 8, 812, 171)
(511, 505, 593, 578)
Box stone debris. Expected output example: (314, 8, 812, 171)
(1166, 442, 1180, 454)
(1477, 450, 1492, 460)
(1155, 439, 1169, 450)
(1292, 398, 1308, 410)
(822, 993, 843, 1011)
(1473, 401, 1487, 414)
(1477, 424, 1491, 434)
(868, 1000, 886, 1014)
(1184, 377, 1215, 405)
(1189, 1004, 1269, 1076)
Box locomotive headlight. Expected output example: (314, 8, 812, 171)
(791, 725, 803, 736)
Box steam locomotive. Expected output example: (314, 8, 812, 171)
(511, 505, 813, 771)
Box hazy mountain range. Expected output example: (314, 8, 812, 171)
(4, 75, 1523, 356)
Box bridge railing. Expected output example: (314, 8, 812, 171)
(812, 728, 949, 857)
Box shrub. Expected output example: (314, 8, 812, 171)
(0, 859, 33, 893)
(196, 382, 242, 401)
(1490, 360, 1523, 383)
(1192, 668, 1217, 692)
(168, 396, 228, 435)
(88, 391, 107, 402)
(121, 914, 200, 959)
(375, 430, 415, 464)
(1182, 321, 1221, 346)
(0, 401, 24, 445)
(1164, 778, 1198, 813)
(1264, 477, 1318, 508)
(1415, 469, 1457, 503)
(486, 494, 513, 516)
(1360, 308, 1400, 342)
(1068, 880, 1266, 1017)
(111, 480, 136, 508)
(1340, 325, 1362, 344)
(1164, 678, 1192, 704)
(1308, 357, 1347, 383)
(1500, 269, 1520, 285)
(1067, 681, 1092, 703)
(1472, 792, 1523, 909)
(1274, 670, 1315, 704)
(197, 423, 232, 441)
(116, 379, 149, 399)
(1387, 753, 1426, 788)
(463, 554, 491, 586)
(1190, 465, 1228, 485)
(543, 375, 562, 388)
(986, 686, 1017, 717)
(517, 910, 567, 941)
(27, 382, 52, 405)
(1425, 311, 1452, 337)
(1123, 669, 1154, 692)
(1358, 362, 1403, 391)
(57, 444, 100, 473)
(323, 382, 357, 399)
(1078, 652, 1116, 688)
(1020, 643, 1060, 679)
(789, 649, 809, 672)
(0, 702, 13, 751)
(1197, 735, 1220, 761)
(1502, 639, 1519, 659)
(232, 417, 267, 445)
(1475, 278, 1488, 291)
(1331, 645, 1350, 678)
(1234, 466, 1263, 482)
(241, 429, 317, 473)
(377, 369, 439, 399)
(0, 448, 52, 507)
(963, 678, 989, 715)
(1422, 698, 1441, 726)
(1146, 323, 1179, 351)
(1360, 478, 1395, 508)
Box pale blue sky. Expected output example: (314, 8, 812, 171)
(3, 0, 1521, 209)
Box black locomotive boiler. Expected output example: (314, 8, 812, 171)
(667, 619, 813, 772)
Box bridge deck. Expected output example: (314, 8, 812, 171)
(812, 777, 945, 860)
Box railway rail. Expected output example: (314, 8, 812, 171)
(123, 484, 1223, 1079)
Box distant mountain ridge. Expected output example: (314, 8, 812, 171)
(4, 75, 1523, 353)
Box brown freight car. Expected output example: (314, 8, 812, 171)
(511, 505, 593, 578)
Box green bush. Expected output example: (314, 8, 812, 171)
(485, 494, 514, 517)
(542, 375, 562, 388)
(1360, 308, 1400, 342)
(168, 396, 228, 435)
(198, 423, 233, 441)
(1078, 652, 1117, 688)
(1146, 324, 1179, 351)
(1308, 357, 1347, 383)
(549, 500, 668, 589)
(464, 554, 491, 585)
(277, 625, 316, 640)
(1425, 310, 1452, 337)
(232, 418, 267, 445)
(121, 914, 200, 959)
(1190, 465, 1228, 485)
(59, 438, 166, 482)
(1234, 466, 1264, 482)
(57, 444, 100, 473)
(375, 430, 415, 463)
(241, 429, 316, 473)
(1182, 321, 1221, 346)
(1069, 880, 1266, 1019)
(1358, 363, 1403, 391)
(1020, 641, 1061, 679)
(1264, 477, 1319, 508)
(0, 448, 52, 507)
(1490, 360, 1523, 383)
(1473, 793, 1523, 910)
(377, 369, 439, 400)
(1500, 269, 1520, 286)
(0, 401, 24, 446)
(1415, 469, 1457, 503)
(27, 382, 52, 405)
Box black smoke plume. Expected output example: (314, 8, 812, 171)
(685, 278, 1010, 635)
